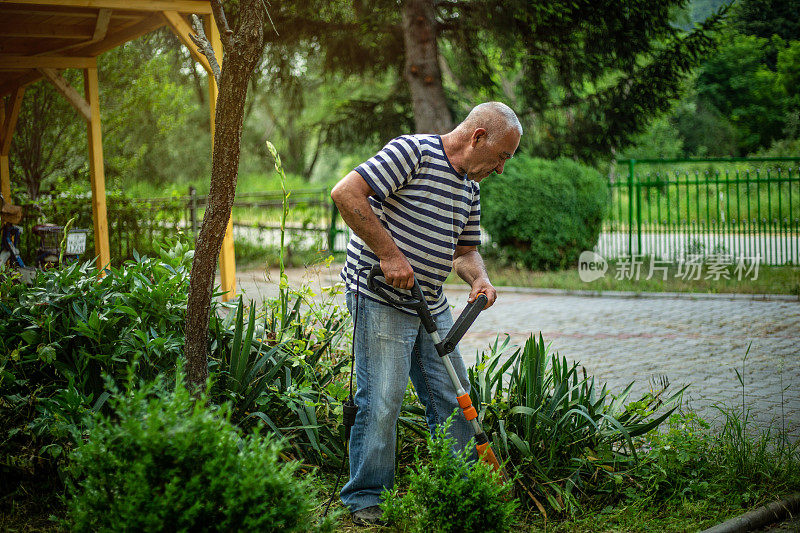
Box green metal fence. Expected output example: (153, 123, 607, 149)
(601, 157, 800, 265)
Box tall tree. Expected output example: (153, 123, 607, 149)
(401, 0, 452, 133)
(259, 1, 724, 160)
(184, 0, 266, 388)
(11, 80, 82, 199)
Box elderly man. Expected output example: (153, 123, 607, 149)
(331, 101, 522, 526)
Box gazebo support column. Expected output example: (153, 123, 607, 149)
(204, 14, 236, 302)
(83, 66, 110, 271)
(0, 155, 10, 201)
(1, 87, 25, 202)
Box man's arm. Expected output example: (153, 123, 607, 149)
(453, 245, 497, 309)
(331, 170, 415, 289)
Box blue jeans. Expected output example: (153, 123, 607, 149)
(340, 290, 476, 512)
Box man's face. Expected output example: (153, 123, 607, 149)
(465, 128, 521, 183)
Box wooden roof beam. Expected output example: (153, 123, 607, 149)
(162, 11, 213, 77)
(0, 71, 42, 99)
(0, 55, 96, 69)
(0, 8, 140, 19)
(92, 8, 112, 41)
(26, 8, 115, 57)
(0, 0, 213, 14)
(0, 22, 95, 39)
(37, 67, 91, 121)
(71, 12, 165, 56)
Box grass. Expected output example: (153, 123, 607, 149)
(4, 336, 798, 533)
(450, 256, 800, 296)
(313, 415, 800, 532)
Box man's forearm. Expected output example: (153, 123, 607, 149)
(331, 171, 415, 288)
(333, 189, 402, 262)
(453, 249, 490, 285)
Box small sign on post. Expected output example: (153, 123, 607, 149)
(66, 230, 88, 255)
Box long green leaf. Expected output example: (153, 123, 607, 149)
(228, 297, 244, 390)
(508, 431, 532, 458)
(245, 343, 288, 384)
(247, 411, 285, 438)
(234, 301, 257, 390)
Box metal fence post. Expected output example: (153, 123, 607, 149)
(328, 197, 339, 252)
(189, 185, 198, 238)
(628, 159, 635, 256)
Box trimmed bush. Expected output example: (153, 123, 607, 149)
(381, 415, 517, 533)
(65, 376, 330, 532)
(480, 155, 607, 270)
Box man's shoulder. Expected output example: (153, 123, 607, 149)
(389, 133, 444, 152)
(385, 134, 426, 157)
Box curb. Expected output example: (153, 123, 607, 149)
(488, 286, 800, 302)
(700, 493, 800, 533)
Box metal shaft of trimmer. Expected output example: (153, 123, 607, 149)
(429, 329, 485, 440)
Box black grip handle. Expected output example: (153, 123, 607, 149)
(439, 293, 489, 355)
(366, 264, 437, 334)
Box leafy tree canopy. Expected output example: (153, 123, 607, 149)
(732, 0, 800, 42)
(245, 0, 726, 162)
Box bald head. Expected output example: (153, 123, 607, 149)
(439, 101, 522, 182)
(458, 102, 523, 141)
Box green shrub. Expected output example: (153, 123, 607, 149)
(0, 242, 194, 490)
(0, 237, 354, 498)
(480, 155, 608, 270)
(631, 407, 800, 510)
(380, 416, 517, 533)
(65, 376, 331, 532)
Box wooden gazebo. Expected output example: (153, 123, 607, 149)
(0, 0, 237, 299)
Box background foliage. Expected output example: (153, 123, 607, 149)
(480, 156, 607, 270)
(9, 0, 798, 206)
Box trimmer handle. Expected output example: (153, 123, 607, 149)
(438, 293, 488, 355)
(367, 264, 437, 334)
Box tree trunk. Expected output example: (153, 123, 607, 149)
(401, 0, 453, 134)
(184, 1, 265, 388)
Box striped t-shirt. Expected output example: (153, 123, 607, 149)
(340, 134, 481, 316)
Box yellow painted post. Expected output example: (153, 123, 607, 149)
(0, 155, 9, 202)
(0, 104, 7, 202)
(1, 88, 26, 203)
(204, 14, 236, 301)
(83, 67, 111, 271)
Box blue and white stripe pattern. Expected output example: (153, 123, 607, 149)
(341, 134, 481, 316)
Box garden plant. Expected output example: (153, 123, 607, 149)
(1, 242, 798, 531)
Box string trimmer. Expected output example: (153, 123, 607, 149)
(367, 265, 504, 476)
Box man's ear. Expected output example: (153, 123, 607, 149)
(471, 128, 487, 146)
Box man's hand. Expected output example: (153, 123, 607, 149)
(454, 245, 496, 309)
(468, 277, 497, 309)
(380, 254, 415, 290)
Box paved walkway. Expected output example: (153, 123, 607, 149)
(231, 264, 800, 438)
